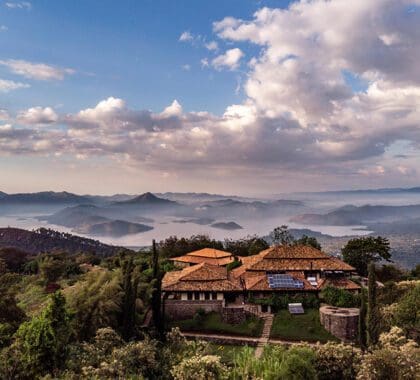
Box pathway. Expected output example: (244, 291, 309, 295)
(255, 314, 274, 358)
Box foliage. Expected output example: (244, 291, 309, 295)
(38, 255, 66, 284)
(294, 235, 322, 250)
(15, 292, 71, 377)
(270, 225, 295, 246)
(321, 285, 360, 307)
(119, 254, 140, 340)
(359, 288, 367, 350)
(0, 247, 29, 272)
(224, 235, 269, 257)
(251, 293, 320, 311)
(66, 269, 122, 341)
(171, 311, 264, 337)
(158, 235, 224, 258)
(270, 309, 338, 342)
(171, 354, 228, 380)
(391, 283, 420, 340)
(313, 341, 361, 380)
(231, 344, 316, 380)
(226, 258, 241, 271)
(342, 236, 391, 276)
(367, 263, 380, 346)
(357, 327, 420, 380)
(375, 264, 406, 283)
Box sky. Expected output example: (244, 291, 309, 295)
(0, 0, 420, 196)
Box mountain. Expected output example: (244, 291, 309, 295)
(0, 191, 91, 205)
(41, 204, 154, 237)
(75, 220, 153, 237)
(115, 192, 178, 206)
(291, 204, 420, 226)
(211, 221, 243, 230)
(0, 191, 7, 198)
(0, 227, 124, 256)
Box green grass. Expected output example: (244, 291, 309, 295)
(270, 309, 338, 342)
(170, 312, 264, 337)
(208, 343, 255, 364)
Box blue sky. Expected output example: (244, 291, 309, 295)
(0, 0, 291, 114)
(0, 0, 419, 195)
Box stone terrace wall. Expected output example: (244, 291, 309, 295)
(320, 305, 359, 342)
(165, 300, 223, 320)
(222, 307, 246, 324)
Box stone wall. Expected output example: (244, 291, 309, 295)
(222, 307, 246, 324)
(320, 305, 359, 342)
(165, 299, 223, 320)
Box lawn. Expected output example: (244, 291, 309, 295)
(270, 309, 338, 342)
(170, 312, 264, 337)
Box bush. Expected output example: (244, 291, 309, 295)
(171, 354, 228, 380)
(321, 286, 360, 307)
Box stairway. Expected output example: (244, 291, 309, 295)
(255, 314, 274, 358)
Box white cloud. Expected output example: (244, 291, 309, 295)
(0, 110, 10, 120)
(0, 59, 75, 80)
(211, 48, 244, 70)
(0, 26, 8, 31)
(160, 100, 183, 117)
(5, 1, 31, 10)
(181, 64, 191, 71)
(205, 41, 218, 51)
(200, 58, 209, 68)
(179, 31, 193, 42)
(17, 107, 58, 125)
(0, 78, 29, 92)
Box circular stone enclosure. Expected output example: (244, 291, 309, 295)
(319, 305, 359, 342)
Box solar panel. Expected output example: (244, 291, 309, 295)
(267, 274, 304, 289)
(288, 303, 304, 314)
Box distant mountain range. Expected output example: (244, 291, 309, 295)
(291, 204, 420, 227)
(0, 191, 91, 204)
(115, 192, 178, 206)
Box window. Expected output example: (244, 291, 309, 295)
(204, 293, 210, 300)
(187, 293, 193, 300)
(194, 292, 200, 300)
(211, 292, 217, 300)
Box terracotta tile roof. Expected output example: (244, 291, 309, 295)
(237, 245, 355, 272)
(319, 277, 361, 290)
(170, 248, 234, 266)
(162, 263, 242, 292)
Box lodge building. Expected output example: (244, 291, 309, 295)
(162, 245, 360, 321)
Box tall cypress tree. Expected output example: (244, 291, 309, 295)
(367, 262, 379, 346)
(120, 255, 139, 340)
(151, 240, 165, 341)
(358, 288, 367, 350)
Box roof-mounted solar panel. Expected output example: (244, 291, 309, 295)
(267, 274, 304, 289)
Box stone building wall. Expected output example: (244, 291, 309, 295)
(165, 299, 223, 320)
(320, 305, 359, 342)
(222, 307, 246, 324)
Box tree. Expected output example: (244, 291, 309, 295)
(359, 288, 367, 351)
(66, 269, 122, 341)
(342, 236, 391, 276)
(392, 283, 419, 340)
(119, 255, 140, 340)
(151, 240, 164, 340)
(16, 292, 71, 377)
(224, 235, 269, 256)
(294, 235, 322, 250)
(158, 235, 224, 258)
(38, 255, 65, 284)
(367, 263, 380, 346)
(270, 225, 295, 246)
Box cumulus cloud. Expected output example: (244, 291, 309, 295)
(2, 0, 420, 190)
(0, 59, 75, 80)
(205, 40, 218, 51)
(17, 107, 58, 125)
(211, 48, 244, 70)
(0, 25, 8, 31)
(0, 78, 29, 92)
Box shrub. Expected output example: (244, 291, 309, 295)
(321, 286, 359, 307)
(171, 354, 228, 380)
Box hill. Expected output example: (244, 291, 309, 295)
(115, 192, 178, 206)
(75, 220, 153, 237)
(0, 227, 124, 256)
(0, 191, 91, 205)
